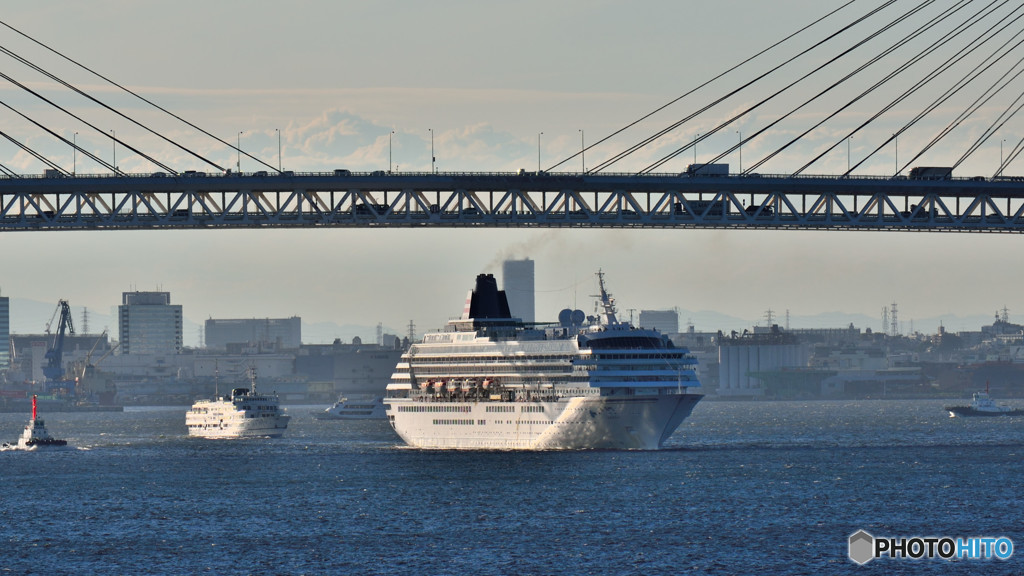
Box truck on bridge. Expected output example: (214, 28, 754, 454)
(909, 166, 953, 180)
(685, 163, 730, 176)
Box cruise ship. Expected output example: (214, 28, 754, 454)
(385, 272, 703, 450)
(186, 370, 290, 438)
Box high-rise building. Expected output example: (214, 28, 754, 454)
(118, 291, 183, 355)
(0, 294, 8, 370)
(502, 258, 535, 323)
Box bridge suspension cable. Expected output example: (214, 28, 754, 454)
(548, 0, 863, 174)
(572, 0, 1024, 179)
(576, 0, 900, 174)
(794, 0, 1024, 176)
(0, 18, 279, 174)
(636, 0, 930, 175)
(887, 7, 1024, 175)
(743, 0, 992, 176)
(0, 44, 201, 175)
(0, 126, 67, 175)
(708, 0, 980, 177)
(0, 68, 175, 174)
(835, 6, 1024, 177)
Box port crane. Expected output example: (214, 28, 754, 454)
(73, 331, 119, 380)
(42, 299, 75, 384)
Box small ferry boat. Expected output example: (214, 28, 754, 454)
(316, 396, 387, 420)
(946, 384, 1024, 417)
(186, 369, 290, 438)
(3, 395, 68, 448)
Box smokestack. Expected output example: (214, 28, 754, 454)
(468, 274, 512, 319)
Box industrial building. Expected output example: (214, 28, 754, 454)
(639, 309, 679, 334)
(717, 327, 809, 398)
(204, 317, 301, 351)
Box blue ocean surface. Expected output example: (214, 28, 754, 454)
(1, 400, 1022, 575)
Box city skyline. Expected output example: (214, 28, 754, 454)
(2, 280, 1009, 350)
(1, 2, 1023, 340)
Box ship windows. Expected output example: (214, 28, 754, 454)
(398, 405, 472, 413)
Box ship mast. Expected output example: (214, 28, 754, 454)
(594, 269, 618, 326)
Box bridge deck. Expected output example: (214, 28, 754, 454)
(3, 171, 1024, 232)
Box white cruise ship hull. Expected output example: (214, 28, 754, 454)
(387, 393, 702, 450)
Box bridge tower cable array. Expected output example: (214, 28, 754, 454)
(0, 67, 170, 174)
(0, 43, 207, 174)
(560, 0, 899, 174)
(0, 19, 279, 175)
(546, 0, 862, 174)
(635, 0, 931, 175)
(796, 0, 1024, 177)
(685, 0, 977, 177)
(562, 0, 1024, 180)
(782, 0, 1024, 176)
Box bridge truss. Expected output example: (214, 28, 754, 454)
(3, 171, 1024, 232)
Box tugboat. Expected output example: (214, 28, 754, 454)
(3, 395, 68, 448)
(946, 383, 1024, 417)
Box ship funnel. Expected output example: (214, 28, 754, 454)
(467, 274, 512, 319)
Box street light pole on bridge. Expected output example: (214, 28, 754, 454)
(847, 136, 852, 175)
(579, 129, 585, 173)
(736, 131, 742, 173)
(538, 132, 543, 172)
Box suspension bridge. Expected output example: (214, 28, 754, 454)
(3, 1, 1024, 232)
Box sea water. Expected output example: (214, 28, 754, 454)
(1, 400, 1022, 575)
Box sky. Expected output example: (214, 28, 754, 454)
(1, 1, 1023, 344)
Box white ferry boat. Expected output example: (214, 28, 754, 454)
(3, 395, 67, 449)
(186, 370, 290, 438)
(316, 396, 387, 420)
(385, 271, 703, 450)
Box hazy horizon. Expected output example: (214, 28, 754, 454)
(3, 288, 1004, 349)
